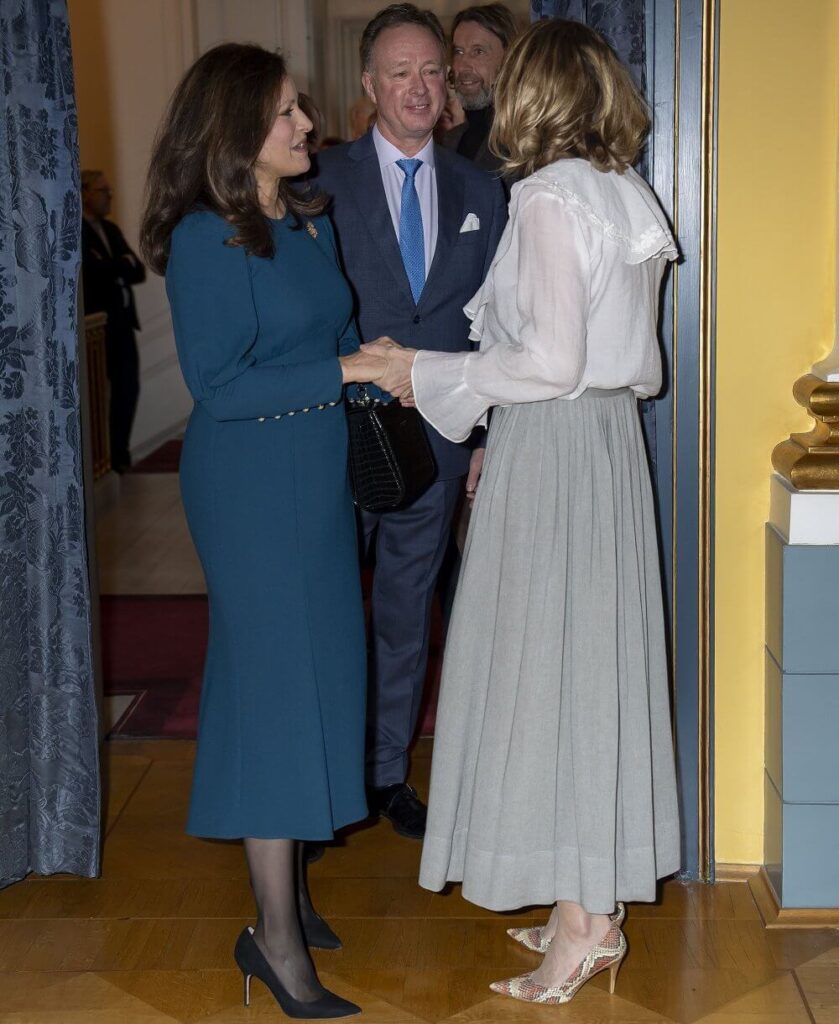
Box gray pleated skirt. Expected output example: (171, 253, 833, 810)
(419, 389, 681, 914)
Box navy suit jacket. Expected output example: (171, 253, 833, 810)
(82, 218, 145, 334)
(312, 132, 507, 480)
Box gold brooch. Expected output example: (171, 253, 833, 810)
(306, 221, 318, 239)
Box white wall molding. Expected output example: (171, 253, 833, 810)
(142, 352, 181, 381)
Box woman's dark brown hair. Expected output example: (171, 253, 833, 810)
(491, 18, 650, 177)
(141, 43, 325, 274)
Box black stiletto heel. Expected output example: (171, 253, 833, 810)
(233, 927, 360, 1018)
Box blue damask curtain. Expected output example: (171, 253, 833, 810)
(0, 0, 100, 887)
(531, 0, 646, 90)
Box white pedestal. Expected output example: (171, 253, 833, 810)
(769, 474, 839, 545)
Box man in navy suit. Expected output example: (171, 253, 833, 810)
(81, 170, 146, 472)
(314, 3, 506, 839)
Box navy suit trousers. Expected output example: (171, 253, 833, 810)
(363, 478, 462, 786)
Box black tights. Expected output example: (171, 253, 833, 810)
(244, 838, 328, 1003)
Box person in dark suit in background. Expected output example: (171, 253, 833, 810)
(313, 3, 506, 840)
(443, 3, 518, 187)
(81, 170, 146, 472)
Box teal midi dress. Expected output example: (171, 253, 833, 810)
(165, 209, 368, 839)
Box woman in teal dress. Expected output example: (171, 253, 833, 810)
(141, 44, 385, 1019)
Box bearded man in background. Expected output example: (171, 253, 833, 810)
(443, 3, 518, 187)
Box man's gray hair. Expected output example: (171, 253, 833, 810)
(360, 4, 446, 74)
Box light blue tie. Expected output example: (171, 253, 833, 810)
(396, 158, 425, 304)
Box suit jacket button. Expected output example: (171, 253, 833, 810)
(412, 314, 421, 324)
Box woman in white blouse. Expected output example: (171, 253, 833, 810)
(368, 18, 680, 1005)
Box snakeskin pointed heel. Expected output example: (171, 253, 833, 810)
(507, 902, 626, 954)
(491, 921, 627, 1004)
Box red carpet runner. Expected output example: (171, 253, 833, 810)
(102, 596, 208, 738)
(102, 588, 443, 739)
(131, 439, 182, 473)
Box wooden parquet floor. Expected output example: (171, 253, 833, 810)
(96, 474, 205, 596)
(1, 739, 838, 1024)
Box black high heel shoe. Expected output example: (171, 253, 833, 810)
(302, 912, 342, 951)
(298, 843, 340, 950)
(233, 927, 360, 1019)
(304, 842, 326, 864)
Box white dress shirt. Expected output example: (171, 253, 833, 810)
(372, 125, 438, 273)
(411, 158, 679, 443)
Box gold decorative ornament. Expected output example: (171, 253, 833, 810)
(772, 375, 839, 489)
(306, 221, 318, 239)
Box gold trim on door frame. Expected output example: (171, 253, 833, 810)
(697, 0, 717, 883)
(668, 0, 717, 883)
(670, 0, 682, 737)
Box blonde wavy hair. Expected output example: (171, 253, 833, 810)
(491, 18, 650, 177)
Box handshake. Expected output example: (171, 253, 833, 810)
(340, 337, 418, 406)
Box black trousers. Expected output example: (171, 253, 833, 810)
(105, 327, 139, 470)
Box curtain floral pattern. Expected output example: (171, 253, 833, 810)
(0, 0, 100, 888)
(531, 0, 646, 90)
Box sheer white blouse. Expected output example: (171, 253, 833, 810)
(411, 158, 678, 444)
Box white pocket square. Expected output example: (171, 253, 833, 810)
(459, 213, 480, 233)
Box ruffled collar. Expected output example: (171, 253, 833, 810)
(464, 158, 677, 337)
(524, 158, 678, 264)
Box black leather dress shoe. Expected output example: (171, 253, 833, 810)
(304, 842, 325, 864)
(368, 783, 427, 839)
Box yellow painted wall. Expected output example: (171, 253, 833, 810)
(68, 0, 115, 183)
(715, 1, 839, 863)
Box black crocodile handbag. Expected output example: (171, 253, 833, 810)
(347, 386, 437, 513)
